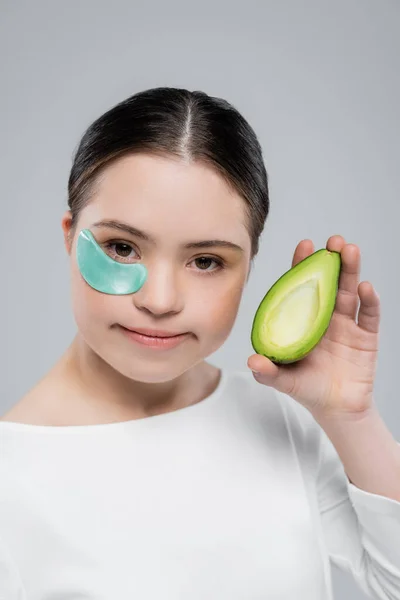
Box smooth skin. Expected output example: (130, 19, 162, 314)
(248, 236, 380, 418)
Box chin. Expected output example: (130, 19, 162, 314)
(95, 345, 191, 383)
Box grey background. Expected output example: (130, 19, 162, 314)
(1, 0, 399, 598)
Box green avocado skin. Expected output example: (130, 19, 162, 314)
(250, 249, 341, 364)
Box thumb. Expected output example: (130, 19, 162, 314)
(247, 355, 297, 397)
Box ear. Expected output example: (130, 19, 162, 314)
(61, 210, 74, 255)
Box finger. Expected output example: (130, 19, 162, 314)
(357, 281, 380, 334)
(291, 239, 315, 268)
(247, 355, 297, 397)
(331, 243, 361, 320)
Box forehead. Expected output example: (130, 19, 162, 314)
(94, 153, 241, 204)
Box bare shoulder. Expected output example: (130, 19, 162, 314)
(0, 373, 63, 425)
(0, 388, 47, 425)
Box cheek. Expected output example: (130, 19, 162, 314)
(200, 279, 244, 333)
(70, 259, 116, 331)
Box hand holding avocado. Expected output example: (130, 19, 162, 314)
(248, 235, 380, 418)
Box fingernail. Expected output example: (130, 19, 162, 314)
(252, 370, 261, 376)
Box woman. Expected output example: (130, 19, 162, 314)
(1, 87, 399, 599)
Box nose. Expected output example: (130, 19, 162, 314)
(132, 262, 184, 316)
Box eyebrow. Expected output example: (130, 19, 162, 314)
(92, 219, 244, 253)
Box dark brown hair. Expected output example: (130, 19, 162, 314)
(67, 87, 270, 261)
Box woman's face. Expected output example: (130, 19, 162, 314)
(63, 153, 252, 383)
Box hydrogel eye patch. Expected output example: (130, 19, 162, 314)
(76, 229, 148, 295)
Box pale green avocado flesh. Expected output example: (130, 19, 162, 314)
(250, 249, 341, 364)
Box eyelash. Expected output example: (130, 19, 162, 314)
(103, 241, 226, 276)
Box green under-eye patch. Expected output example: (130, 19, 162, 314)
(76, 229, 148, 295)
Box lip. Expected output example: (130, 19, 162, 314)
(120, 326, 190, 349)
(122, 326, 187, 338)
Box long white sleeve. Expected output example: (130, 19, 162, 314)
(278, 384, 400, 600)
(317, 426, 400, 599)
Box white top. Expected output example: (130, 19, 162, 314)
(1, 369, 400, 600)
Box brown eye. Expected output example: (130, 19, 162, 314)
(114, 243, 133, 258)
(194, 257, 215, 270)
(190, 256, 225, 275)
(104, 242, 137, 262)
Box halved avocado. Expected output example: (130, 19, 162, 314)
(250, 249, 341, 364)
